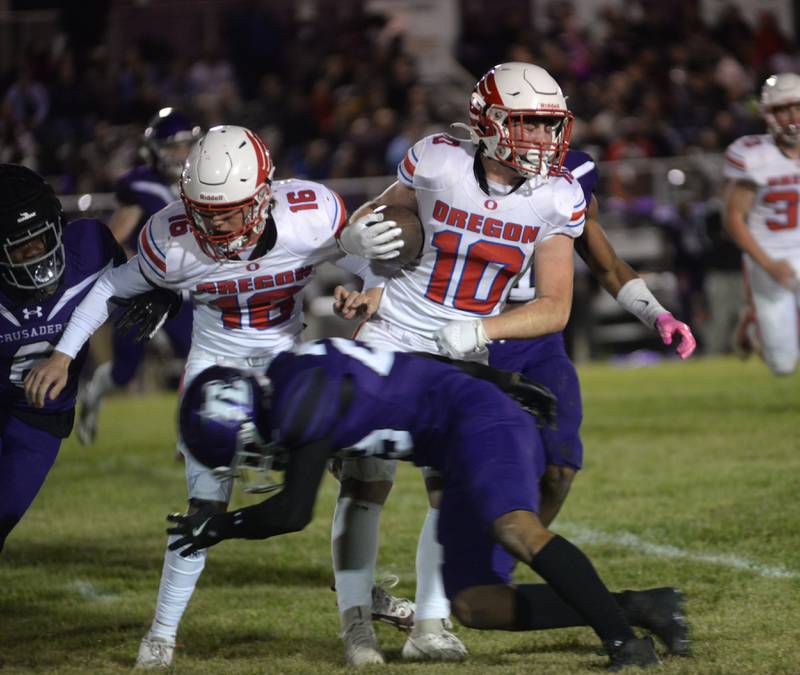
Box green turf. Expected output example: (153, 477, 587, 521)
(1, 356, 798, 673)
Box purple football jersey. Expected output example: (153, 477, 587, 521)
(265, 339, 545, 595)
(0, 219, 122, 428)
(266, 338, 541, 473)
(562, 148, 598, 205)
(115, 165, 177, 251)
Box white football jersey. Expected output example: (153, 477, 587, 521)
(137, 179, 346, 358)
(724, 134, 800, 255)
(377, 133, 586, 334)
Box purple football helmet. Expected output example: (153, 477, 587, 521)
(0, 163, 65, 302)
(179, 365, 283, 493)
(143, 107, 201, 180)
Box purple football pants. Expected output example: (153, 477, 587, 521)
(428, 379, 546, 598)
(488, 331, 584, 470)
(0, 413, 63, 552)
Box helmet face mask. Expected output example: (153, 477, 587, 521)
(180, 366, 284, 494)
(0, 164, 65, 302)
(213, 420, 285, 494)
(485, 107, 573, 177)
(180, 126, 275, 260)
(761, 73, 800, 146)
(467, 62, 573, 178)
(182, 182, 271, 260)
(2, 220, 65, 294)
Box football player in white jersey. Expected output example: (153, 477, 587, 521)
(724, 73, 800, 375)
(23, 125, 399, 668)
(327, 62, 593, 666)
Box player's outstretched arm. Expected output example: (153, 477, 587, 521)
(576, 208, 697, 360)
(107, 204, 144, 257)
(166, 439, 333, 556)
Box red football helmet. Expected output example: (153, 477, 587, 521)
(467, 62, 573, 178)
(181, 125, 274, 260)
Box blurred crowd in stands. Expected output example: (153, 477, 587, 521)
(0, 0, 793, 355)
(1, 0, 792, 193)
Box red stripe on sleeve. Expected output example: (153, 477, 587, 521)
(332, 191, 348, 237)
(139, 226, 166, 273)
(403, 154, 417, 177)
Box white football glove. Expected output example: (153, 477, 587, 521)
(338, 212, 404, 260)
(433, 319, 491, 358)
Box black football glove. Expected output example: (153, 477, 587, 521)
(115, 287, 182, 342)
(166, 504, 224, 557)
(504, 371, 558, 430)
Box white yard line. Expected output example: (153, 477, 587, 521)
(559, 523, 797, 579)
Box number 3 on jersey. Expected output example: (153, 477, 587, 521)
(765, 190, 799, 231)
(425, 231, 525, 313)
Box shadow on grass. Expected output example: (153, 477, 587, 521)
(2, 538, 333, 588)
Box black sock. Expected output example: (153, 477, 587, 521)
(512, 584, 584, 630)
(528, 535, 635, 643)
(512, 586, 645, 631)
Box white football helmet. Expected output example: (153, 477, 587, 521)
(465, 62, 573, 178)
(181, 125, 275, 260)
(761, 73, 800, 145)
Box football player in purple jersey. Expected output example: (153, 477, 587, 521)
(167, 338, 689, 670)
(75, 108, 200, 446)
(0, 164, 125, 552)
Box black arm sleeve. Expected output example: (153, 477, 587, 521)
(210, 438, 333, 541)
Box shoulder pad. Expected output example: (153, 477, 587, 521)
(724, 134, 774, 178)
(136, 202, 189, 283)
(398, 133, 474, 191)
(271, 179, 344, 256)
(63, 218, 119, 272)
(546, 174, 587, 232)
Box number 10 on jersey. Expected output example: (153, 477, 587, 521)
(424, 231, 525, 313)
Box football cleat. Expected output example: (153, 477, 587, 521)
(371, 574, 415, 630)
(340, 605, 385, 667)
(619, 587, 690, 656)
(134, 633, 175, 669)
(605, 636, 660, 671)
(75, 383, 100, 446)
(401, 619, 468, 662)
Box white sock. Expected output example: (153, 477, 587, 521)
(148, 536, 208, 641)
(86, 361, 116, 404)
(331, 497, 382, 614)
(413, 507, 450, 622)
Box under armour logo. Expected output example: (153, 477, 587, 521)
(22, 306, 43, 319)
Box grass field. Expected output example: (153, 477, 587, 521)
(1, 356, 799, 674)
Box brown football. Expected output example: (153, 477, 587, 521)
(373, 204, 424, 266)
